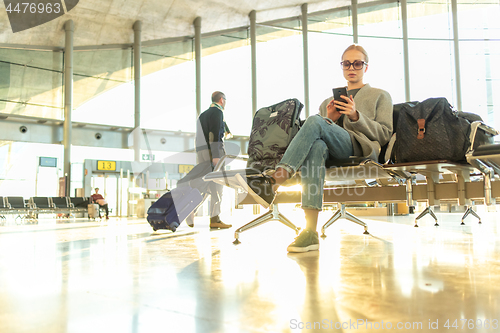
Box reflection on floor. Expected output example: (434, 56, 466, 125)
(1, 207, 499, 333)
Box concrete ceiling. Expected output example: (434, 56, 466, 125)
(0, 0, 355, 48)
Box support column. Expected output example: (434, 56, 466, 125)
(249, 10, 257, 116)
(351, 0, 358, 44)
(133, 21, 142, 162)
(451, 0, 462, 110)
(301, 4, 310, 117)
(401, 0, 411, 102)
(63, 20, 74, 196)
(194, 17, 202, 117)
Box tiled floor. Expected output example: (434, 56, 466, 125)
(1, 207, 499, 333)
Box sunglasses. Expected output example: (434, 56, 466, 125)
(340, 60, 367, 70)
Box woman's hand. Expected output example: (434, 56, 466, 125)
(326, 99, 341, 122)
(334, 95, 359, 121)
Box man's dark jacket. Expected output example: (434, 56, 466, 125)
(195, 106, 226, 159)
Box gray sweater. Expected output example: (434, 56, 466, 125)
(319, 83, 393, 160)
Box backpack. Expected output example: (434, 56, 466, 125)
(393, 97, 471, 163)
(247, 98, 304, 171)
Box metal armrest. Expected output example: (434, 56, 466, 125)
(469, 121, 499, 153)
(476, 122, 499, 136)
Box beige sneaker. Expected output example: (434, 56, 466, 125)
(210, 221, 232, 229)
(210, 216, 232, 229)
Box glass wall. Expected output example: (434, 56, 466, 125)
(0, 49, 63, 119)
(201, 30, 252, 136)
(358, 2, 405, 103)
(0, 141, 63, 197)
(72, 49, 134, 127)
(457, 0, 500, 128)
(407, 0, 456, 104)
(3, 0, 500, 201)
(140, 40, 195, 132)
(256, 21, 305, 111)
(308, 9, 353, 111)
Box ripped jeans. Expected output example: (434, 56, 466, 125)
(276, 115, 353, 210)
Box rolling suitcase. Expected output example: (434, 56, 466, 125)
(147, 185, 206, 232)
(88, 203, 99, 219)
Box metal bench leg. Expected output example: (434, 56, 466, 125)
(345, 211, 370, 235)
(321, 203, 369, 238)
(414, 206, 439, 227)
(321, 209, 342, 238)
(461, 206, 481, 225)
(233, 204, 300, 245)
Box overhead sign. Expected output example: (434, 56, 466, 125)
(97, 160, 116, 171)
(39, 156, 57, 167)
(179, 164, 194, 174)
(142, 154, 155, 161)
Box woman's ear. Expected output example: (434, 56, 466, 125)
(364, 64, 369, 73)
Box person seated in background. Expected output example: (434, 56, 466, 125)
(91, 188, 109, 219)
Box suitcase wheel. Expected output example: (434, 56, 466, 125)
(170, 222, 179, 232)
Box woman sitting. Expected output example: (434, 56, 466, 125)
(242, 44, 393, 253)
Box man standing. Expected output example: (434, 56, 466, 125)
(195, 91, 232, 229)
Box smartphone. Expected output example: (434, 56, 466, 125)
(332, 87, 348, 102)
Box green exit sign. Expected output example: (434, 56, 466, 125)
(142, 154, 155, 161)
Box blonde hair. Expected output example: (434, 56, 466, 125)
(341, 44, 369, 63)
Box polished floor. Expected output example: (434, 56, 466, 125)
(1, 206, 499, 333)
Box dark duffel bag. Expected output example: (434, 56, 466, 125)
(455, 111, 494, 150)
(393, 97, 471, 163)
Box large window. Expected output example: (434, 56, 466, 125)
(308, 9, 353, 111)
(201, 31, 252, 136)
(0, 49, 63, 119)
(72, 49, 134, 127)
(140, 41, 195, 132)
(256, 22, 304, 110)
(358, 2, 405, 103)
(407, 0, 456, 104)
(0, 142, 63, 197)
(457, 0, 500, 128)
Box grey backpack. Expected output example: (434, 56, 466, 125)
(247, 98, 304, 171)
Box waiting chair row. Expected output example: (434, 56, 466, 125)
(0, 196, 90, 219)
(204, 120, 500, 244)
